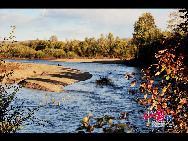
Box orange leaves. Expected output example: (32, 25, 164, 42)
(179, 98, 187, 104)
(125, 74, 134, 80)
(166, 69, 171, 75)
(125, 45, 188, 133)
(166, 108, 170, 115)
(162, 87, 167, 95)
(150, 79, 154, 84)
(140, 99, 147, 105)
(162, 103, 167, 108)
(148, 98, 152, 105)
(131, 80, 136, 87)
(134, 44, 188, 133)
(179, 55, 184, 60)
(147, 83, 152, 89)
(140, 82, 146, 88)
(153, 87, 158, 95)
(120, 112, 127, 120)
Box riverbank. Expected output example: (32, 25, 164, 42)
(51, 58, 152, 67)
(51, 58, 126, 64)
(0, 60, 92, 92)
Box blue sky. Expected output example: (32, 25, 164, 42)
(0, 9, 174, 41)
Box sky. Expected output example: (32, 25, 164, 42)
(0, 8, 174, 41)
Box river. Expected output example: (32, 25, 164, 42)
(3, 59, 151, 133)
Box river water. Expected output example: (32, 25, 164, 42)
(3, 59, 151, 133)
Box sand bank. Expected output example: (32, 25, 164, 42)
(0, 61, 92, 92)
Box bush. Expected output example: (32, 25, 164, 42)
(43, 48, 66, 58)
(9, 45, 36, 58)
(34, 50, 48, 59)
(66, 51, 78, 58)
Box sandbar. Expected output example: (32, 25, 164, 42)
(0, 61, 92, 92)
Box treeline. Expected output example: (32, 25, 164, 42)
(0, 33, 134, 59)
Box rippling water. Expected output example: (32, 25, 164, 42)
(3, 59, 151, 133)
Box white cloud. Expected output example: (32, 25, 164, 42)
(41, 9, 143, 27)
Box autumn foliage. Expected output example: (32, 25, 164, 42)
(128, 43, 188, 133)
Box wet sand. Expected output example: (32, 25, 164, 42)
(0, 61, 92, 92)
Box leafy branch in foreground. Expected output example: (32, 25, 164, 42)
(127, 44, 188, 133)
(0, 26, 53, 133)
(76, 111, 136, 133)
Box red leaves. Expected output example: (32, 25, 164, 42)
(179, 55, 184, 60)
(146, 69, 150, 74)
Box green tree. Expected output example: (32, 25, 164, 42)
(133, 12, 161, 59)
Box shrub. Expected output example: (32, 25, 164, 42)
(95, 77, 114, 87)
(34, 50, 47, 59)
(66, 51, 78, 58)
(9, 45, 36, 58)
(43, 48, 66, 58)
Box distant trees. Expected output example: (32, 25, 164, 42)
(0, 33, 133, 59)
